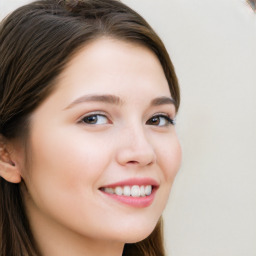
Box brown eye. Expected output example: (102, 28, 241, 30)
(81, 114, 108, 125)
(146, 115, 174, 127)
(147, 116, 161, 125)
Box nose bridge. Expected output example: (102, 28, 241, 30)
(116, 121, 156, 166)
(129, 123, 150, 150)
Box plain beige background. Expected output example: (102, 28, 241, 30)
(1, 0, 256, 255)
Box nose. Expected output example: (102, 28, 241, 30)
(115, 125, 156, 167)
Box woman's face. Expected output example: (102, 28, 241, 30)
(20, 38, 181, 245)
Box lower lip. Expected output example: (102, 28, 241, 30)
(100, 188, 157, 208)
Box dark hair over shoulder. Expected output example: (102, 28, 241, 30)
(0, 1, 179, 255)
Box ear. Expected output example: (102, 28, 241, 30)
(0, 135, 21, 183)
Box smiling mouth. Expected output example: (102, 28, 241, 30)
(100, 185, 153, 197)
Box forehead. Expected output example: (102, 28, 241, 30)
(55, 37, 171, 98)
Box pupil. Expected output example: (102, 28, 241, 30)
(86, 116, 97, 124)
(151, 117, 159, 124)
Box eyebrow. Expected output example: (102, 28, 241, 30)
(150, 96, 176, 107)
(64, 94, 176, 110)
(64, 94, 123, 109)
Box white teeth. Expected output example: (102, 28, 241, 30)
(102, 185, 153, 197)
(104, 188, 114, 194)
(115, 186, 123, 196)
(131, 186, 140, 197)
(123, 186, 131, 196)
(131, 185, 140, 197)
(140, 186, 146, 197)
(145, 185, 152, 196)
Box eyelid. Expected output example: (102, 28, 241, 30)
(152, 112, 175, 120)
(162, 114, 176, 125)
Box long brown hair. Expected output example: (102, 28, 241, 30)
(0, 1, 180, 255)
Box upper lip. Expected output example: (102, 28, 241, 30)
(100, 178, 159, 188)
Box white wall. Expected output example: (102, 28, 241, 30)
(1, 1, 256, 255)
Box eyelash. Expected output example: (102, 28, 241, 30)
(78, 113, 175, 127)
(146, 114, 175, 127)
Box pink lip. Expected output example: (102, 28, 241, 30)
(99, 178, 159, 208)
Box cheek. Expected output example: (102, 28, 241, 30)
(25, 128, 113, 203)
(157, 134, 182, 182)
(147, 133, 181, 225)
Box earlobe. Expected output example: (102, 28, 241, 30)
(0, 136, 21, 184)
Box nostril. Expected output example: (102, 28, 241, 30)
(127, 161, 138, 164)
(126, 160, 155, 166)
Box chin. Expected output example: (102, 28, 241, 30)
(113, 219, 159, 244)
(124, 228, 156, 244)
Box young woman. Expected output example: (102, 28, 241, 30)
(0, 0, 181, 255)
